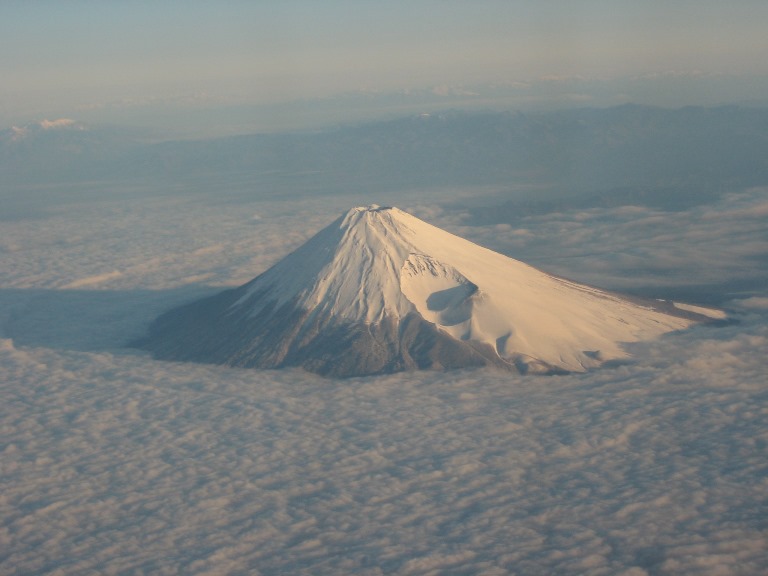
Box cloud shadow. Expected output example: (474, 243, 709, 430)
(0, 285, 222, 353)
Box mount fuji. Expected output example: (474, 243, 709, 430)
(137, 205, 721, 377)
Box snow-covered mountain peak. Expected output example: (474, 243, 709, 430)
(340, 205, 414, 241)
(349, 203, 390, 213)
(142, 206, 721, 377)
(235, 205, 420, 324)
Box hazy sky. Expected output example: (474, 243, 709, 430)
(3, 1, 768, 134)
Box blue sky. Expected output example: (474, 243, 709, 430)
(3, 1, 768, 135)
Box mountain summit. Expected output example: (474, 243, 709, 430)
(137, 205, 717, 377)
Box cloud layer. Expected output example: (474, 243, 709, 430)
(1, 186, 767, 574)
(433, 187, 768, 301)
(2, 310, 766, 575)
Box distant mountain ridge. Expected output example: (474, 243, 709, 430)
(136, 205, 719, 377)
(4, 106, 768, 208)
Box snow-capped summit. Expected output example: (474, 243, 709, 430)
(232, 205, 415, 324)
(137, 205, 720, 377)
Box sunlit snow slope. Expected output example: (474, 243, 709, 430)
(140, 205, 718, 376)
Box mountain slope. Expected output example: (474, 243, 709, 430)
(137, 205, 717, 377)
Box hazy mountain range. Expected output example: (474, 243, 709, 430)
(4, 105, 767, 212)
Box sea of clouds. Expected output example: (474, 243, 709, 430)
(2, 185, 767, 575)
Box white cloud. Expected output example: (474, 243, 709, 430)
(443, 187, 768, 298)
(9, 126, 28, 140)
(1, 305, 766, 574)
(731, 296, 768, 310)
(1, 185, 766, 574)
(38, 118, 77, 130)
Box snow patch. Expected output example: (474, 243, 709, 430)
(401, 253, 477, 340)
(673, 302, 728, 319)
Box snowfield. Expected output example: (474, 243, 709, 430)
(1, 189, 767, 575)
